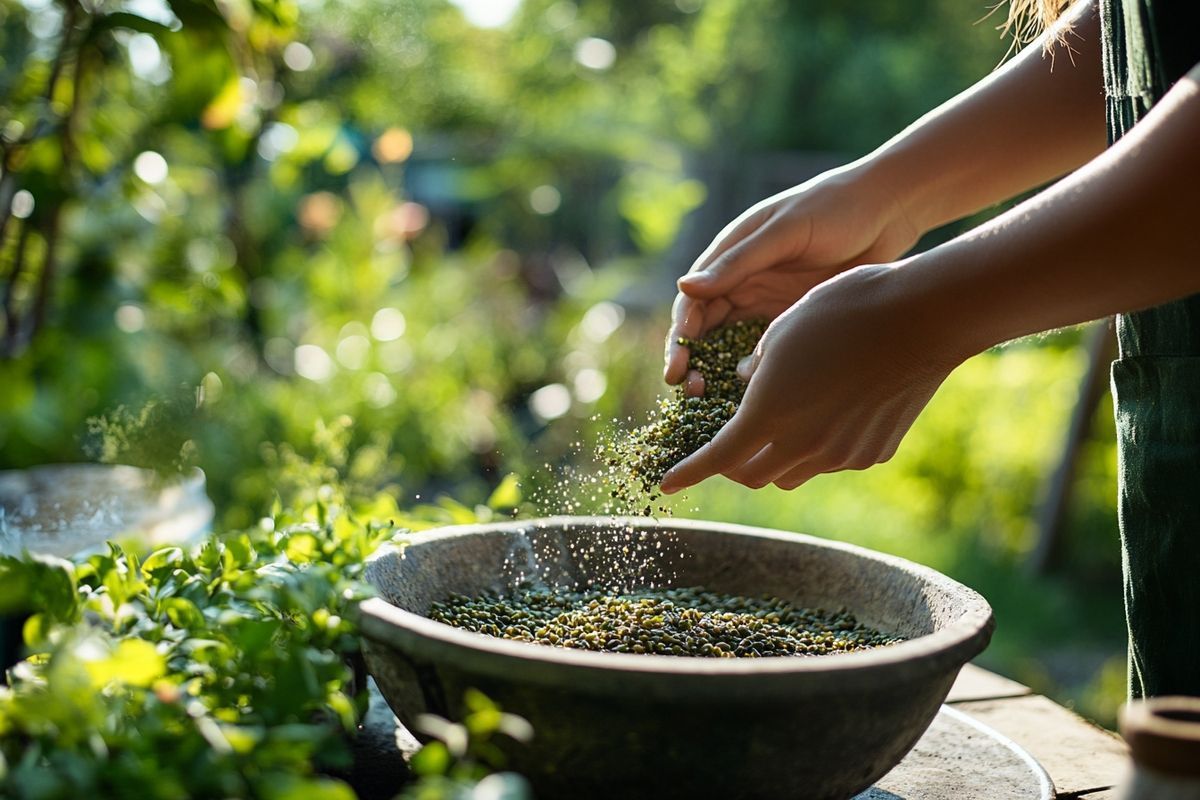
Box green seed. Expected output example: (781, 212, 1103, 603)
(428, 585, 902, 659)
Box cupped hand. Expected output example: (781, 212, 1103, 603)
(664, 164, 922, 390)
(660, 264, 962, 494)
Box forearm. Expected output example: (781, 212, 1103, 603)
(901, 66, 1200, 358)
(858, 0, 1106, 235)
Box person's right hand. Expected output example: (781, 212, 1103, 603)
(664, 163, 924, 393)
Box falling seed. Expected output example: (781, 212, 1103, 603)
(595, 319, 768, 514)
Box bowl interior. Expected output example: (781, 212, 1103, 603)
(368, 518, 974, 641)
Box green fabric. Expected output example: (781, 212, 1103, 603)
(1102, 0, 1200, 698)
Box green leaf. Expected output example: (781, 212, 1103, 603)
(218, 724, 264, 754)
(0, 554, 79, 622)
(141, 547, 185, 580)
(83, 639, 166, 688)
(165, 0, 227, 30)
(465, 707, 503, 738)
(487, 474, 522, 511)
(285, 532, 320, 563)
(21, 613, 51, 650)
(463, 687, 497, 714)
(163, 597, 206, 631)
(90, 12, 173, 37)
(261, 775, 357, 800)
(437, 496, 478, 525)
(409, 740, 451, 777)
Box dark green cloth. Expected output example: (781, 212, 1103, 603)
(1102, 0, 1200, 698)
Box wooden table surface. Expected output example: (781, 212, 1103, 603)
(946, 664, 1129, 799)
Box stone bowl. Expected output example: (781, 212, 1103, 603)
(359, 517, 994, 800)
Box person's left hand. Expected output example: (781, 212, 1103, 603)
(660, 263, 963, 493)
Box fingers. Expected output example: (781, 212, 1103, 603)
(660, 414, 766, 495)
(663, 294, 732, 386)
(677, 216, 799, 299)
(723, 443, 804, 489)
(736, 350, 761, 382)
(664, 294, 705, 384)
(770, 432, 901, 491)
(772, 461, 826, 491)
(683, 370, 705, 397)
(664, 343, 690, 385)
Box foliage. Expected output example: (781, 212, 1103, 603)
(0, 455, 532, 798)
(401, 689, 533, 800)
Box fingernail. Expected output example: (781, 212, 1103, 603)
(736, 355, 753, 381)
(660, 471, 679, 494)
(678, 272, 709, 285)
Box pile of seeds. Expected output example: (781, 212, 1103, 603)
(428, 585, 901, 658)
(599, 318, 768, 512)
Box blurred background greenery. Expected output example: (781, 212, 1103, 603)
(0, 0, 1125, 725)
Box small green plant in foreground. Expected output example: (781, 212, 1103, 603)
(0, 483, 529, 799)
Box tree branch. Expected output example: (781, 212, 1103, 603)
(26, 208, 61, 348)
(2, 222, 32, 357)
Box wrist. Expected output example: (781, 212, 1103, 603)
(877, 250, 996, 368)
(847, 149, 938, 244)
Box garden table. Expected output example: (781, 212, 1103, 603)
(346, 662, 1129, 799)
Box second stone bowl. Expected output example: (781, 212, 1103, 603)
(359, 516, 994, 800)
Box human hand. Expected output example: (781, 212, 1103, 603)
(660, 264, 962, 493)
(664, 164, 922, 393)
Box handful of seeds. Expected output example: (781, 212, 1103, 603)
(428, 585, 901, 658)
(600, 318, 769, 512)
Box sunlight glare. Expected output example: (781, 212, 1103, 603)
(448, 0, 521, 28)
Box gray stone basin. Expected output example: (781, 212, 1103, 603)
(359, 516, 994, 800)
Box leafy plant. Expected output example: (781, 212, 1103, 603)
(400, 689, 534, 800)
(0, 465, 531, 799)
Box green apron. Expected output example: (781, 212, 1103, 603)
(1102, 0, 1200, 698)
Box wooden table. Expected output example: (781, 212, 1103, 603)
(946, 664, 1129, 798)
(348, 662, 1131, 799)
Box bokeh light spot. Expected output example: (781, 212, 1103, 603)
(364, 372, 397, 407)
(297, 191, 342, 236)
(448, 0, 521, 28)
(530, 383, 572, 421)
(373, 128, 413, 163)
(371, 308, 407, 341)
(573, 368, 607, 403)
(11, 190, 34, 219)
(574, 37, 616, 70)
(134, 151, 169, 185)
(294, 344, 334, 382)
(579, 300, 625, 342)
(127, 33, 163, 79)
(336, 334, 371, 369)
(115, 303, 145, 333)
(529, 184, 561, 215)
(283, 41, 315, 72)
(258, 122, 299, 161)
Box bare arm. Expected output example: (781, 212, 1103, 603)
(868, 0, 1107, 232)
(660, 65, 1200, 494)
(913, 63, 1200, 358)
(665, 1, 1106, 384)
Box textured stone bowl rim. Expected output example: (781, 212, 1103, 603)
(360, 516, 994, 692)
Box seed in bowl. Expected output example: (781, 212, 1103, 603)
(428, 585, 902, 658)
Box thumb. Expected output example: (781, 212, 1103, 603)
(737, 329, 773, 382)
(736, 352, 759, 382)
